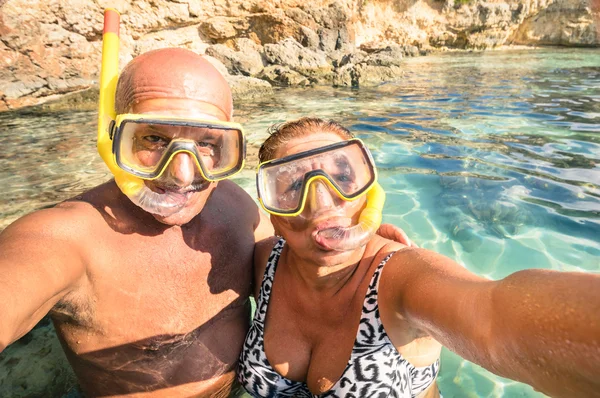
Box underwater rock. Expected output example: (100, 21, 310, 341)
(351, 64, 404, 87)
(0, 317, 77, 397)
(451, 220, 484, 253)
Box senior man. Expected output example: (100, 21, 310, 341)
(0, 47, 273, 397)
(0, 46, 412, 397)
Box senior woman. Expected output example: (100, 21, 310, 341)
(238, 117, 600, 398)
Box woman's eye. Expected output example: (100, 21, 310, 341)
(286, 179, 303, 192)
(197, 141, 216, 148)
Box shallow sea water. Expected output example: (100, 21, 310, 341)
(0, 48, 599, 397)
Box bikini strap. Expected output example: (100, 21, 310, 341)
(253, 238, 286, 326)
(355, 251, 397, 347)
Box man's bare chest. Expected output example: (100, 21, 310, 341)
(56, 224, 254, 345)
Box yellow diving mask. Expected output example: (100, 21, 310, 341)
(257, 137, 386, 251)
(109, 113, 246, 181)
(257, 138, 377, 216)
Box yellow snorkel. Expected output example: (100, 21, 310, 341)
(97, 8, 144, 197)
(361, 182, 385, 232)
(315, 181, 385, 251)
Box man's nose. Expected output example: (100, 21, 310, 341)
(166, 152, 197, 187)
(307, 180, 338, 211)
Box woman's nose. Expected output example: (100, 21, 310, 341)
(307, 180, 338, 211)
(166, 152, 196, 187)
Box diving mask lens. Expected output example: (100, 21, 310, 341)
(257, 139, 376, 216)
(113, 115, 245, 181)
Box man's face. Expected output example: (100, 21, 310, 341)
(129, 97, 231, 226)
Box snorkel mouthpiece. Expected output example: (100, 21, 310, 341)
(316, 182, 385, 251)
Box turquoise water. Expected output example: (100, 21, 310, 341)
(0, 48, 599, 396)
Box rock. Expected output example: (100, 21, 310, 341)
(364, 52, 402, 68)
(202, 55, 231, 77)
(135, 26, 210, 55)
(205, 44, 264, 76)
(284, 7, 317, 29)
(200, 17, 239, 40)
(318, 28, 338, 52)
(337, 51, 367, 68)
(364, 46, 403, 67)
(509, 0, 600, 47)
(357, 64, 403, 87)
(46, 77, 89, 93)
(226, 75, 273, 100)
(247, 12, 303, 45)
(306, 3, 349, 30)
(359, 41, 385, 54)
(468, 28, 512, 49)
(332, 64, 356, 87)
(359, 41, 414, 57)
(0, 76, 47, 99)
(332, 57, 403, 88)
(51, 0, 105, 40)
(37, 88, 99, 112)
(299, 26, 320, 49)
(263, 38, 332, 78)
(258, 65, 311, 86)
(402, 45, 420, 57)
(0, 0, 598, 112)
(233, 38, 262, 53)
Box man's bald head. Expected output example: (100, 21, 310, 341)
(115, 48, 233, 119)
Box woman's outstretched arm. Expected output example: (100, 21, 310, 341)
(384, 248, 600, 398)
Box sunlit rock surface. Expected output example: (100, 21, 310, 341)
(0, 0, 598, 110)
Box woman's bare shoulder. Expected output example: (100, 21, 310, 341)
(366, 235, 411, 264)
(252, 236, 280, 298)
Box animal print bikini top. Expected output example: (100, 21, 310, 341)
(238, 239, 440, 397)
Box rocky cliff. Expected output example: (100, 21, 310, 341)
(0, 0, 598, 111)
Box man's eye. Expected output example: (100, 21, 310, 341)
(143, 135, 167, 144)
(197, 141, 216, 148)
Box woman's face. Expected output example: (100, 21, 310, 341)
(271, 132, 367, 264)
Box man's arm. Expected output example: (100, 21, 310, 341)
(377, 223, 417, 247)
(386, 248, 600, 398)
(0, 208, 87, 351)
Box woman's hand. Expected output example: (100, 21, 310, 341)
(377, 223, 418, 247)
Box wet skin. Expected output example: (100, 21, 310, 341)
(258, 133, 442, 396)
(0, 97, 273, 397)
(253, 133, 600, 398)
(54, 179, 258, 397)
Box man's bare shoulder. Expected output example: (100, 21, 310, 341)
(2, 181, 123, 245)
(215, 180, 256, 204)
(4, 200, 98, 242)
(212, 180, 260, 217)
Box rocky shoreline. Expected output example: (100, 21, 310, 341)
(0, 0, 599, 111)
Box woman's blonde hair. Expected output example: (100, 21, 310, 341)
(258, 117, 354, 163)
